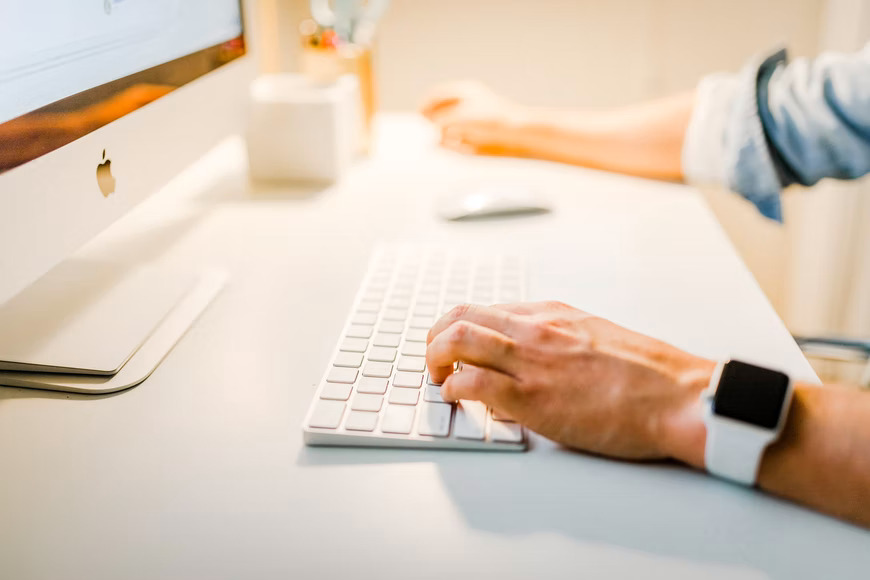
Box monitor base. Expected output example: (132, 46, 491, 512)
(0, 269, 226, 394)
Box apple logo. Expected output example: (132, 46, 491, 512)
(96, 149, 116, 197)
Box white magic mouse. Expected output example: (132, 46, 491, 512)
(438, 184, 552, 221)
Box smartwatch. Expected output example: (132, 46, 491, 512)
(702, 360, 794, 486)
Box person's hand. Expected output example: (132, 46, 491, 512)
(426, 302, 714, 466)
(420, 80, 532, 156)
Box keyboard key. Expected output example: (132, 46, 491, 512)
(416, 293, 439, 305)
(351, 393, 384, 412)
(362, 362, 393, 378)
(373, 333, 401, 348)
(308, 400, 346, 429)
(363, 291, 385, 302)
(379, 321, 405, 334)
(383, 309, 407, 321)
(351, 312, 378, 325)
(340, 337, 368, 353)
(320, 383, 352, 401)
(423, 385, 445, 403)
(398, 356, 426, 373)
(417, 403, 453, 437)
(357, 377, 389, 394)
(410, 317, 434, 329)
(327, 367, 358, 384)
(368, 346, 397, 362)
(381, 405, 416, 434)
(401, 341, 427, 357)
(445, 292, 467, 303)
(388, 299, 411, 310)
(413, 304, 438, 317)
(357, 300, 381, 313)
(426, 373, 442, 386)
(345, 411, 378, 432)
(393, 371, 423, 388)
(347, 325, 374, 339)
(405, 328, 429, 342)
(490, 420, 524, 443)
(454, 400, 487, 440)
(491, 408, 514, 422)
(388, 387, 420, 406)
(333, 352, 363, 368)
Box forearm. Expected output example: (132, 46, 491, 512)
(673, 381, 870, 527)
(757, 385, 870, 526)
(512, 91, 696, 180)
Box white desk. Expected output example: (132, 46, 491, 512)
(1, 115, 867, 579)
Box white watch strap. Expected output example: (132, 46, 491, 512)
(704, 414, 773, 485)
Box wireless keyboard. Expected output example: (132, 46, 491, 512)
(303, 244, 528, 451)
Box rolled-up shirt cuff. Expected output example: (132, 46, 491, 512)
(681, 50, 789, 222)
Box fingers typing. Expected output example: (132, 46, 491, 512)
(427, 304, 517, 345)
(426, 320, 517, 384)
(440, 364, 516, 408)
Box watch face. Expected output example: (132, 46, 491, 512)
(713, 361, 790, 429)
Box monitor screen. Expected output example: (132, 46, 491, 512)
(0, 0, 245, 174)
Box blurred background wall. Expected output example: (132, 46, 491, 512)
(257, 0, 870, 377)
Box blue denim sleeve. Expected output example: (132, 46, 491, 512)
(733, 45, 870, 221)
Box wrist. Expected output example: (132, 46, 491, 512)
(500, 105, 549, 151)
(661, 356, 715, 469)
(506, 107, 606, 167)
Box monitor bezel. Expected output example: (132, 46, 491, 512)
(1, 2, 247, 174)
(0, 0, 257, 305)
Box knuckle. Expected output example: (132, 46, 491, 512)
(449, 303, 472, 321)
(526, 318, 554, 340)
(466, 369, 487, 393)
(500, 335, 517, 357)
(509, 376, 536, 403)
(448, 320, 473, 345)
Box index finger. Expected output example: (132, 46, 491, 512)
(426, 320, 517, 383)
(427, 304, 518, 345)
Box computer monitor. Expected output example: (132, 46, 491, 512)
(0, 0, 256, 305)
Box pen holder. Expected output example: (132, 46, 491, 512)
(246, 74, 360, 183)
(300, 43, 376, 154)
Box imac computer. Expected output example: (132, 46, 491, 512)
(0, 1, 256, 392)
